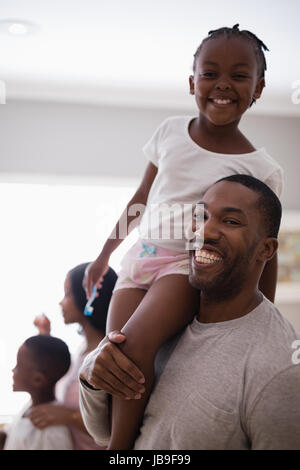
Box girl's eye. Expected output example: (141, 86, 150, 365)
(233, 74, 248, 79)
(200, 72, 217, 78)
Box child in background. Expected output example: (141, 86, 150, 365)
(83, 24, 284, 449)
(1, 335, 73, 450)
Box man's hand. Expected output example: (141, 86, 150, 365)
(79, 331, 145, 400)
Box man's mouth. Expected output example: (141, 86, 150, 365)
(194, 249, 222, 265)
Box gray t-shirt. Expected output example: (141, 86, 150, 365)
(79, 296, 300, 450)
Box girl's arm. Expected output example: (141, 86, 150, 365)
(258, 253, 278, 303)
(84, 162, 158, 298)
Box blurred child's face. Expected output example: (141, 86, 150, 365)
(12, 344, 40, 392)
(59, 274, 83, 325)
(189, 36, 265, 126)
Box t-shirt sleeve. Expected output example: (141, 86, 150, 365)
(142, 118, 170, 167)
(248, 365, 300, 449)
(79, 379, 111, 447)
(264, 167, 284, 199)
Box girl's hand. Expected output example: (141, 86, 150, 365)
(79, 332, 145, 400)
(83, 255, 109, 299)
(33, 314, 51, 335)
(29, 404, 74, 429)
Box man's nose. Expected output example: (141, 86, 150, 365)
(203, 218, 221, 240)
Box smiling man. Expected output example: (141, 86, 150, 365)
(79, 175, 300, 450)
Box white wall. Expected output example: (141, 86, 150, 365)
(0, 99, 300, 210)
(0, 99, 299, 334)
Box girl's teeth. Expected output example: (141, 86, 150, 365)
(213, 99, 232, 104)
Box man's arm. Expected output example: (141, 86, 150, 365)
(79, 331, 145, 446)
(78, 330, 179, 446)
(248, 365, 300, 449)
(79, 381, 112, 447)
(79, 331, 145, 399)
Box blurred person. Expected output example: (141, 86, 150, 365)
(32, 263, 117, 450)
(1, 335, 73, 450)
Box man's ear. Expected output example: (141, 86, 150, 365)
(257, 237, 278, 262)
(253, 77, 265, 100)
(189, 75, 195, 95)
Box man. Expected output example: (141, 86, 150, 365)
(79, 175, 300, 450)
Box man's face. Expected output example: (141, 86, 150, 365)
(189, 181, 265, 299)
(189, 36, 265, 126)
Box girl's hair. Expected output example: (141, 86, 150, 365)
(193, 24, 269, 106)
(68, 263, 117, 334)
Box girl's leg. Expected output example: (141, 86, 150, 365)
(108, 274, 199, 450)
(105, 287, 147, 334)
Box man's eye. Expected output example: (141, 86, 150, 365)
(224, 219, 240, 225)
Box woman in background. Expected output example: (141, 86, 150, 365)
(32, 262, 117, 450)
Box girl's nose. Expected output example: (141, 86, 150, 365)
(216, 80, 231, 91)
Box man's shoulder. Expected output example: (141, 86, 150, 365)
(242, 298, 300, 411)
(247, 298, 299, 369)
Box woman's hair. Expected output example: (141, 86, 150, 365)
(192, 24, 269, 106)
(24, 335, 71, 385)
(68, 263, 117, 333)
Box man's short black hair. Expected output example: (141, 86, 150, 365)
(215, 174, 282, 238)
(24, 335, 71, 385)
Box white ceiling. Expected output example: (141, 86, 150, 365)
(0, 0, 300, 116)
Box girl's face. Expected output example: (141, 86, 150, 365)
(59, 274, 83, 325)
(189, 36, 265, 126)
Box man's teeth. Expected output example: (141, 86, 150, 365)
(195, 249, 222, 264)
(213, 98, 232, 104)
